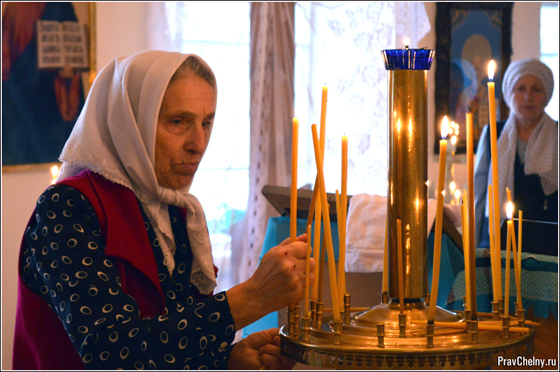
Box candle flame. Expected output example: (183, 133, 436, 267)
(441, 116, 449, 139)
(451, 136, 458, 146)
(506, 201, 514, 220)
(454, 189, 461, 199)
(397, 119, 402, 133)
(403, 37, 410, 48)
(450, 181, 456, 192)
(488, 60, 496, 82)
(51, 165, 59, 185)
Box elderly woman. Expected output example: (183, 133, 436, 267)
(13, 51, 314, 370)
(474, 58, 557, 248)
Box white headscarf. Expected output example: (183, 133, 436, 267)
(488, 58, 558, 219)
(56, 50, 217, 295)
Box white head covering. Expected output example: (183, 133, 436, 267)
(487, 58, 558, 219)
(502, 58, 554, 109)
(56, 50, 217, 294)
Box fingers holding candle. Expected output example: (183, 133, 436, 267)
(230, 234, 316, 329)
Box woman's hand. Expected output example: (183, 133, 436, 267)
(226, 234, 315, 330)
(227, 328, 296, 370)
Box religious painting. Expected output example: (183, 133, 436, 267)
(2, 2, 96, 168)
(434, 2, 513, 154)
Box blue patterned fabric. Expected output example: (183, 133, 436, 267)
(446, 248, 558, 320)
(21, 184, 236, 369)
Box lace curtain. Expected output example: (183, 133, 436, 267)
(294, 2, 431, 198)
(147, 2, 252, 291)
(237, 2, 296, 283)
(146, 2, 431, 287)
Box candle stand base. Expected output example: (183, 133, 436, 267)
(280, 300, 535, 369)
(517, 308, 526, 327)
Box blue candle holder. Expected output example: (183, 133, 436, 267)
(381, 48, 435, 70)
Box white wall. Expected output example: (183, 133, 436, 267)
(1, 2, 543, 369)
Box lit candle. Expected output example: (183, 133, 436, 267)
(450, 181, 456, 204)
(403, 38, 411, 68)
(518, 210, 523, 269)
(428, 117, 448, 322)
(509, 209, 523, 311)
(397, 218, 405, 315)
(339, 134, 348, 305)
(305, 224, 312, 316)
(488, 184, 499, 303)
(51, 165, 59, 185)
(311, 124, 341, 321)
(504, 202, 514, 317)
(382, 218, 389, 294)
(487, 60, 502, 302)
(466, 108, 477, 319)
(454, 188, 461, 206)
(403, 37, 410, 48)
(450, 134, 458, 155)
(461, 191, 471, 312)
(291, 117, 299, 242)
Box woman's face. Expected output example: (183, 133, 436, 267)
(511, 75, 547, 126)
(155, 74, 216, 190)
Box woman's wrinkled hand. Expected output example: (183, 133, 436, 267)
(226, 233, 315, 330)
(246, 234, 316, 315)
(227, 328, 296, 370)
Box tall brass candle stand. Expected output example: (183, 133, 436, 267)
(279, 47, 535, 369)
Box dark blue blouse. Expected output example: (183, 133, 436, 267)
(21, 184, 236, 369)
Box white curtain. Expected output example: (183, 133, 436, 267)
(294, 2, 431, 198)
(146, 1, 431, 287)
(236, 2, 296, 283)
(147, 2, 252, 292)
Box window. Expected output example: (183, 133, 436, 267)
(294, 2, 431, 196)
(541, 2, 559, 119)
(162, 2, 251, 293)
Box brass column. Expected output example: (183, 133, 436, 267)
(383, 49, 434, 300)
